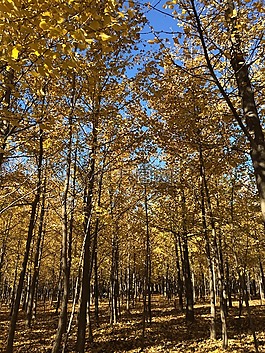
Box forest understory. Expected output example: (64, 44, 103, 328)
(1, 296, 264, 353)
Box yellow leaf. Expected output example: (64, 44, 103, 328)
(101, 43, 112, 53)
(31, 71, 39, 77)
(103, 15, 112, 27)
(37, 66, 46, 76)
(71, 29, 85, 41)
(77, 42, 87, 50)
(44, 63, 52, 74)
(2, 1, 13, 11)
(89, 20, 101, 31)
(118, 11, 125, 18)
(232, 9, 237, 17)
(29, 42, 39, 51)
(49, 27, 61, 37)
(0, 4, 9, 12)
(99, 32, 112, 41)
(148, 38, 159, 44)
(39, 20, 49, 30)
(37, 88, 45, 96)
(11, 47, 19, 59)
(42, 11, 51, 17)
(112, 23, 122, 31)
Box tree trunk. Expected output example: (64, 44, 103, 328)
(192, 0, 265, 224)
(259, 259, 265, 301)
(227, 0, 265, 223)
(76, 109, 98, 353)
(76, 227, 92, 353)
(216, 234, 228, 349)
(26, 179, 46, 328)
(132, 251, 136, 308)
(93, 156, 105, 326)
(199, 148, 216, 339)
(52, 122, 73, 353)
(180, 186, 194, 323)
(0, 215, 12, 290)
(144, 184, 152, 325)
(240, 271, 259, 353)
(9, 240, 21, 317)
(110, 231, 119, 325)
(0, 69, 15, 172)
(62, 145, 78, 350)
(126, 251, 131, 312)
(94, 245, 99, 325)
(199, 145, 228, 347)
(174, 234, 183, 312)
(198, 185, 216, 339)
(109, 185, 119, 326)
(6, 127, 43, 353)
(226, 261, 233, 308)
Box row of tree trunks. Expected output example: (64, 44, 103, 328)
(1, 246, 262, 310)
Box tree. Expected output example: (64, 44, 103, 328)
(175, 0, 265, 222)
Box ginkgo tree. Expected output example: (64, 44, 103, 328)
(1, 1, 148, 352)
(135, 28, 265, 345)
(0, 0, 141, 170)
(159, 0, 265, 225)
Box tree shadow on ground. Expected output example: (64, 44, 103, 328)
(1, 297, 265, 352)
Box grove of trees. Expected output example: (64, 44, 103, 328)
(0, 0, 265, 352)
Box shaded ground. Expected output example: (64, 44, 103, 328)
(0, 296, 265, 352)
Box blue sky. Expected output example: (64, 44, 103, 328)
(132, 0, 184, 63)
(144, 1, 177, 29)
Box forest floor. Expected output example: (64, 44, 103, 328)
(0, 295, 265, 353)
